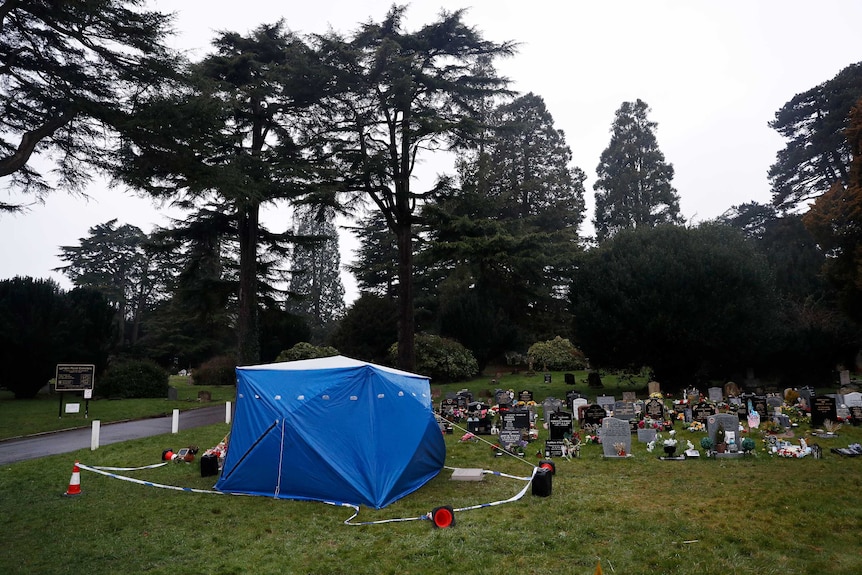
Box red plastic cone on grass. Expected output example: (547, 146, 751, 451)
(64, 461, 82, 496)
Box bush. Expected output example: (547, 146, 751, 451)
(527, 336, 588, 371)
(390, 334, 479, 383)
(98, 359, 169, 399)
(192, 355, 237, 387)
(276, 342, 339, 362)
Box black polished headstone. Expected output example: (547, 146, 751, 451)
(549, 411, 574, 440)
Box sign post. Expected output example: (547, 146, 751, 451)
(55, 364, 96, 418)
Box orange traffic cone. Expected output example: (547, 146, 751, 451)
(594, 560, 603, 575)
(63, 461, 82, 496)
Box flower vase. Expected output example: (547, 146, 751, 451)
(663, 444, 677, 458)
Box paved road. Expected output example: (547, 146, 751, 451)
(0, 404, 232, 466)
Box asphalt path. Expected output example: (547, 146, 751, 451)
(0, 404, 232, 466)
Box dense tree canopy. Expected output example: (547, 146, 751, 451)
(423, 92, 585, 365)
(571, 225, 777, 388)
(802, 98, 862, 322)
(115, 22, 330, 364)
(0, 277, 114, 398)
(316, 5, 516, 370)
(769, 62, 862, 210)
(593, 99, 682, 243)
(0, 0, 175, 210)
(55, 220, 176, 346)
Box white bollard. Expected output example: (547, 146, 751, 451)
(172, 409, 179, 434)
(225, 401, 232, 424)
(91, 420, 101, 451)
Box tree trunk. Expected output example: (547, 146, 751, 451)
(395, 222, 415, 372)
(237, 204, 260, 365)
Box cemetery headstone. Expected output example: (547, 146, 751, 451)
(518, 389, 534, 403)
(495, 389, 512, 407)
(692, 402, 716, 423)
(601, 417, 632, 457)
(645, 398, 665, 421)
(498, 427, 522, 448)
(766, 396, 783, 411)
(596, 395, 615, 413)
(544, 439, 566, 458)
(637, 427, 657, 443)
(501, 410, 530, 431)
(168, 386, 178, 401)
(544, 373, 552, 384)
(549, 411, 574, 440)
(849, 405, 862, 425)
(582, 404, 606, 427)
(811, 396, 837, 427)
(587, 372, 603, 388)
(542, 397, 563, 424)
(613, 400, 636, 420)
(751, 396, 769, 420)
(843, 391, 862, 407)
(565, 373, 576, 386)
(724, 381, 740, 397)
(622, 391, 637, 403)
(647, 381, 661, 395)
(566, 390, 584, 405)
(440, 398, 458, 418)
(839, 369, 851, 387)
(798, 386, 814, 408)
(707, 413, 740, 447)
(708, 387, 723, 403)
(572, 398, 588, 419)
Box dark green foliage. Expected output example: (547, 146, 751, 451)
(97, 359, 169, 399)
(191, 356, 237, 387)
(390, 334, 479, 382)
(769, 62, 862, 209)
(0, 277, 115, 398)
(571, 225, 778, 389)
(329, 294, 398, 365)
(276, 342, 339, 362)
(317, 5, 516, 370)
(0, 0, 176, 209)
(527, 336, 588, 371)
(593, 99, 682, 242)
(259, 307, 311, 363)
(424, 93, 584, 357)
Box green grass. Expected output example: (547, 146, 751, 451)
(2, 369, 859, 574)
(0, 377, 235, 440)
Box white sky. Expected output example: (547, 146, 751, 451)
(2, 0, 861, 303)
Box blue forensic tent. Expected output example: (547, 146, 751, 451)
(215, 356, 446, 509)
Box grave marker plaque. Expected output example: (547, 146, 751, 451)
(544, 373, 552, 384)
(849, 405, 862, 425)
(440, 398, 457, 417)
(583, 404, 606, 426)
(601, 418, 632, 457)
(571, 398, 588, 419)
(752, 396, 769, 419)
(501, 411, 530, 430)
(597, 395, 615, 413)
(613, 401, 636, 420)
(708, 387, 723, 403)
(645, 398, 665, 420)
(811, 396, 838, 427)
(692, 402, 716, 423)
(707, 414, 740, 446)
(622, 391, 637, 403)
(565, 373, 576, 386)
(495, 389, 512, 407)
(518, 389, 534, 403)
(498, 428, 522, 448)
(544, 439, 566, 457)
(549, 411, 574, 440)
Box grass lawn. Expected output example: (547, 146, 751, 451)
(2, 369, 860, 574)
(0, 377, 235, 440)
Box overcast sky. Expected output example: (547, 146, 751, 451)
(2, 0, 862, 303)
